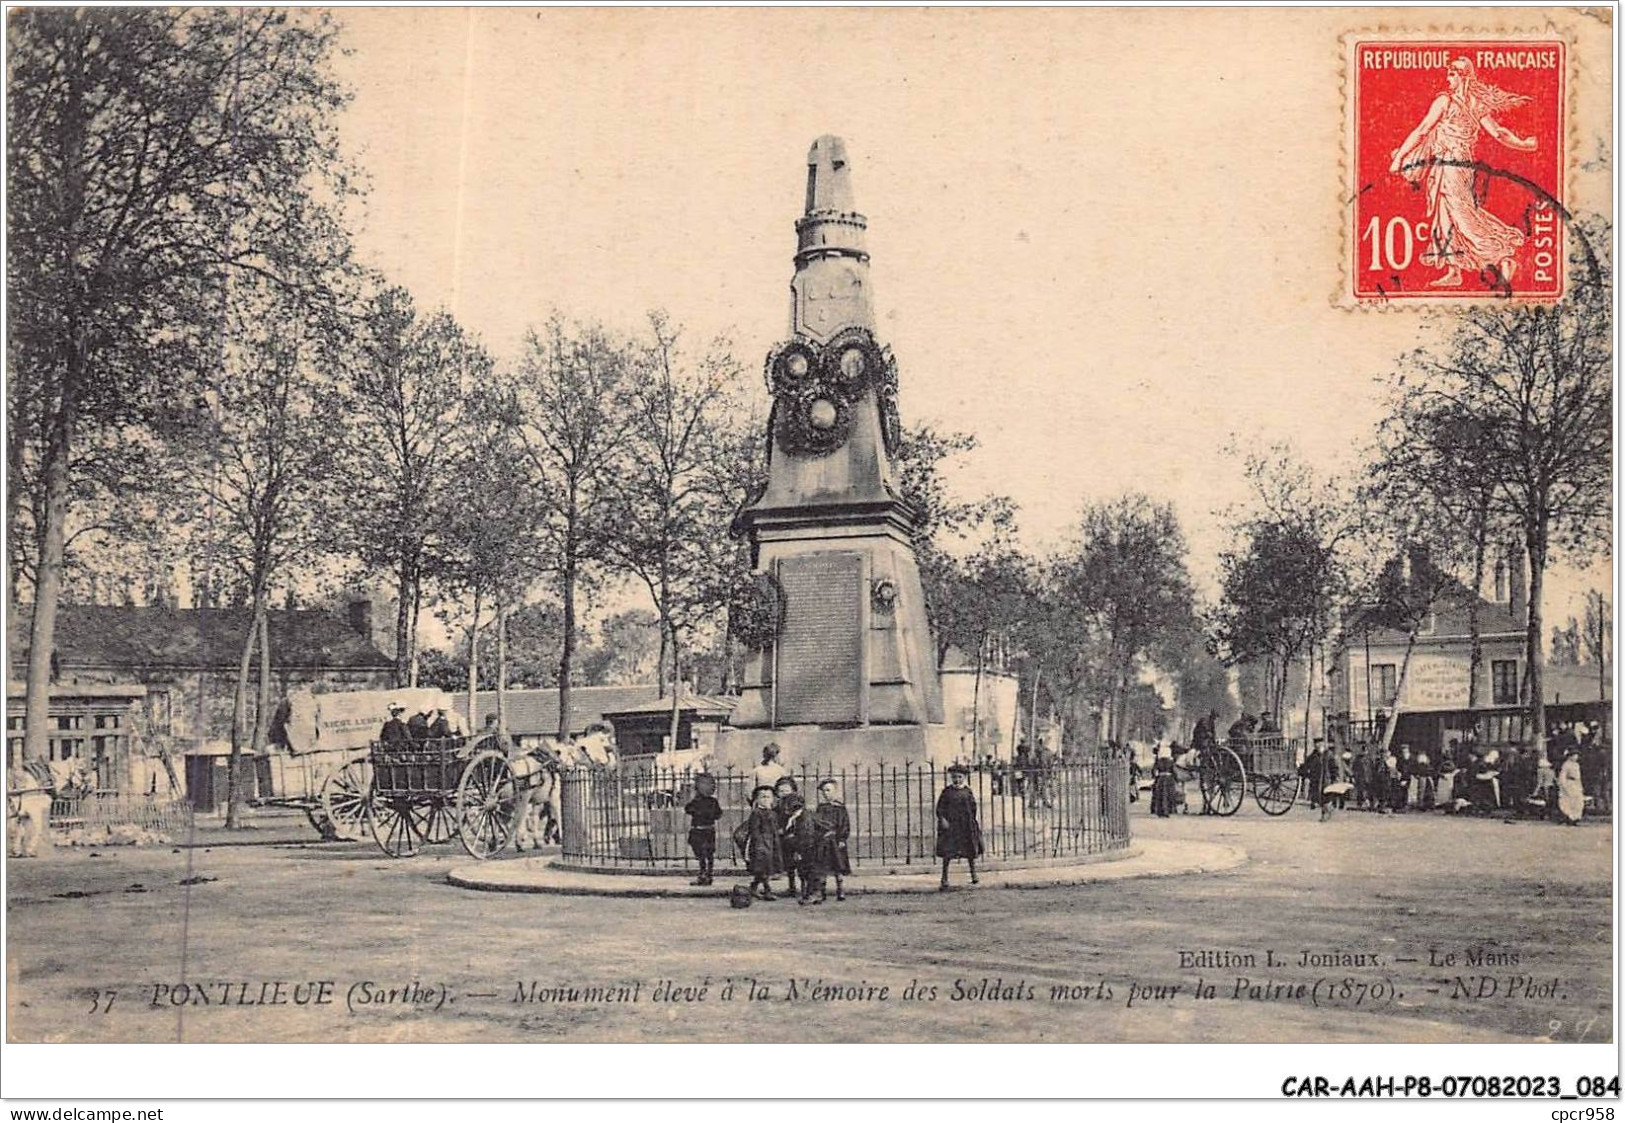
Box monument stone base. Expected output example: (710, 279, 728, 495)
(711, 722, 961, 771)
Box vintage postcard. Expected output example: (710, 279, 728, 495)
(2, 4, 1616, 1102)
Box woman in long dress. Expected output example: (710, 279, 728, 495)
(1557, 749, 1586, 826)
(1150, 751, 1180, 818)
(1389, 57, 1538, 287)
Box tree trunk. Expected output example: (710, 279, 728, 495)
(1378, 626, 1421, 757)
(251, 598, 272, 754)
(557, 552, 576, 742)
(1465, 494, 1489, 713)
(970, 634, 985, 757)
(496, 604, 507, 739)
(408, 579, 421, 688)
(226, 596, 261, 829)
(22, 393, 74, 765)
(394, 559, 413, 688)
(667, 623, 682, 753)
(1029, 664, 1043, 749)
(466, 589, 482, 740)
(1302, 644, 1314, 747)
(1525, 515, 1548, 755)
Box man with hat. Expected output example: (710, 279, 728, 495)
(407, 704, 433, 743)
(380, 702, 411, 747)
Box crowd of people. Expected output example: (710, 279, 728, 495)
(1146, 708, 1609, 826)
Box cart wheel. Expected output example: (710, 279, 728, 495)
(411, 798, 458, 845)
(369, 796, 422, 858)
(321, 756, 373, 842)
(1200, 747, 1246, 817)
(456, 751, 518, 859)
(1254, 772, 1297, 816)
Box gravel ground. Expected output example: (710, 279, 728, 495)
(6, 803, 1611, 1044)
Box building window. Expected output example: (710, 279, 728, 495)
(1372, 664, 1398, 706)
(1492, 660, 1519, 706)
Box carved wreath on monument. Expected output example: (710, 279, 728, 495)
(766, 327, 902, 457)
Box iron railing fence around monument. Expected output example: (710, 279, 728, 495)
(557, 752, 1132, 870)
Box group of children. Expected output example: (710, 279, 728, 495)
(684, 773, 852, 904)
(685, 761, 988, 899)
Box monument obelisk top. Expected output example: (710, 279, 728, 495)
(791, 135, 872, 339)
(719, 135, 946, 752)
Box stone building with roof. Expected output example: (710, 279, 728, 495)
(6, 602, 392, 794)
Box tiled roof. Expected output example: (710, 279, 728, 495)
(599, 692, 738, 719)
(1345, 594, 1524, 645)
(8, 605, 392, 673)
(470, 685, 663, 736)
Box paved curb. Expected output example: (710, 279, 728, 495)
(445, 838, 1247, 897)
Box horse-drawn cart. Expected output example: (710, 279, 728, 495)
(364, 735, 536, 859)
(1198, 736, 1302, 816)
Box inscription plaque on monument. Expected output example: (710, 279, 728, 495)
(775, 552, 863, 724)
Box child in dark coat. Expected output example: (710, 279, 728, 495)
(684, 773, 722, 886)
(809, 778, 852, 903)
(732, 786, 783, 901)
(935, 764, 984, 890)
(773, 776, 809, 899)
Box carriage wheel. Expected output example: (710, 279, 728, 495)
(369, 796, 423, 858)
(410, 798, 458, 845)
(1254, 772, 1297, 816)
(1200, 748, 1246, 816)
(456, 751, 519, 860)
(321, 756, 373, 842)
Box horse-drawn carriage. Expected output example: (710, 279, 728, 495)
(1196, 735, 1303, 816)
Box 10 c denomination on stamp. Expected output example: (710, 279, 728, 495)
(1347, 36, 1566, 303)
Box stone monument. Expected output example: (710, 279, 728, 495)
(715, 136, 953, 768)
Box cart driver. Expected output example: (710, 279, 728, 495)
(380, 702, 411, 747)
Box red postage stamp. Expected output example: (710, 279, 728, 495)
(1347, 37, 1566, 303)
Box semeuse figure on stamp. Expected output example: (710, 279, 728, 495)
(935, 764, 983, 890)
(1389, 56, 1538, 288)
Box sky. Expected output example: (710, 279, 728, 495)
(326, 7, 1612, 623)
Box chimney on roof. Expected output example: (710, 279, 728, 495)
(347, 598, 372, 640)
(1509, 544, 1528, 627)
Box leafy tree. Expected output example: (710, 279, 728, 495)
(1549, 619, 1582, 667)
(1211, 449, 1352, 734)
(1582, 589, 1610, 702)
(7, 8, 356, 763)
(434, 394, 549, 736)
(891, 423, 1007, 659)
(1385, 223, 1611, 747)
(498, 316, 628, 739)
(608, 314, 751, 747)
(1054, 494, 1197, 742)
(174, 275, 350, 826)
(339, 286, 489, 687)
